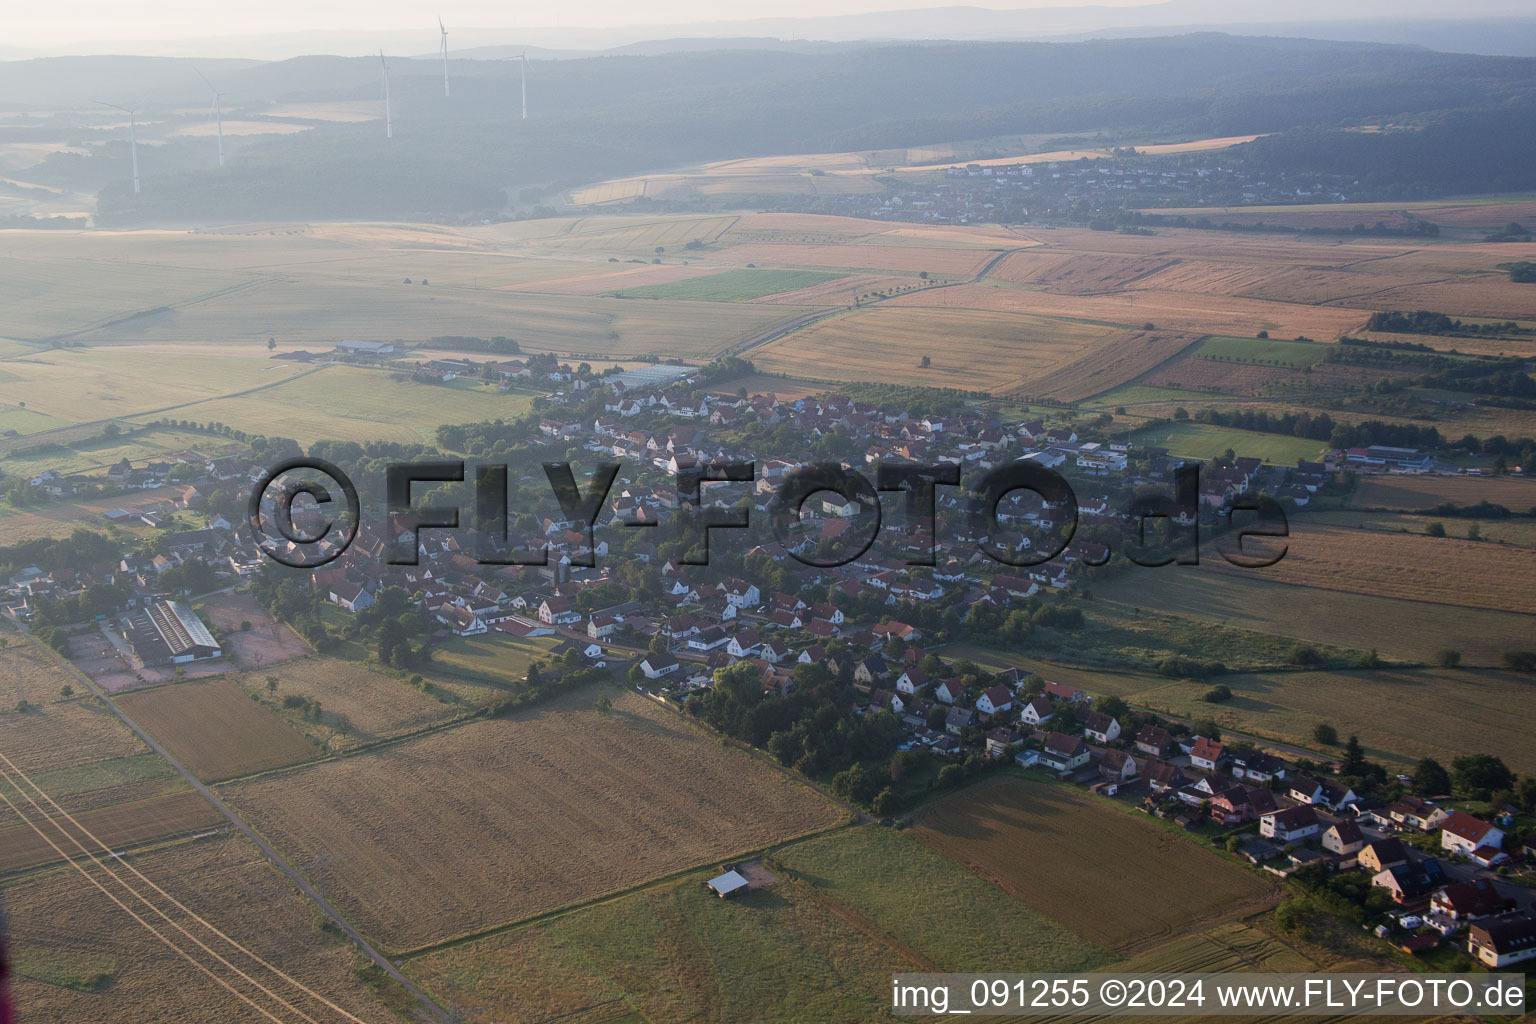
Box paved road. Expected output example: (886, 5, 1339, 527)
(13, 623, 458, 1024)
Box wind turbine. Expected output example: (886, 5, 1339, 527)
(519, 52, 527, 119)
(506, 53, 528, 119)
(194, 68, 225, 167)
(379, 50, 393, 139)
(97, 101, 140, 193)
(439, 18, 450, 97)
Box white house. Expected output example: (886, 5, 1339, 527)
(976, 685, 1013, 716)
(1260, 806, 1320, 843)
(1019, 696, 1054, 726)
(1441, 811, 1504, 857)
(1082, 711, 1121, 744)
(638, 653, 680, 679)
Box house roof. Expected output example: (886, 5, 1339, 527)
(1266, 806, 1318, 829)
(1443, 810, 1499, 844)
(980, 685, 1011, 707)
(1470, 912, 1536, 955)
(1083, 710, 1116, 733)
(1045, 731, 1086, 757)
(1363, 838, 1407, 863)
(1190, 736, 1225, 762)
(1436, 880, 1507, 917)
(1328, 820, 1364, 845)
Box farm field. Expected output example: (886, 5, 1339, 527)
(751, 307, 1120, 393)
(1119, 921, 1316, 974)
(140, 364, 533, 444)
(1139, 196, 1536, 230)
(1352, 473, 1536, 511)
(0, 698, 145, 777)
(0, 635, 90, 706)
(220, 689, 844, 951)
(1130, 421, 1326, 463)
(1184, 335, 1325, 367)
(115, 679, 319, 781)
(1024, 329, 1203, 402)
(0, 347, 310, 427)
(0, 425, 244, 482)
(424, 630, 563, 701)
(0, 788, 221, 875)
(1304, 508, 1536, 547)
(1247, 523, 1536, 613)
(1078, 383, 1217, 410)
(775, 826, 1110, 971)
(1130, 666, 1536, 777)
(231, 657, 461, 749)
(409, 826, 1108, 1024)
(1329, 276, 1536, 321)
(607, 268, 847, 302)
(408, 865, 899, 1024)
(0, 223, 804, 359)
(4, 832, 399, 1023)
(706, 243, 998, 275)
(501, 263, 721, 295)
(0, 751, 175, 818)
(1094, 567, 1536, 666)
(878, 280, 1371, 340)
(913, 779, 1277, 953)
(707, 372, 829, 400)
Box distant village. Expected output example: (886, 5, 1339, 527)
(671, 154, 1365, 228)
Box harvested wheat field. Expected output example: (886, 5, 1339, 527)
(1134, 260, 1424, 305)
(880, 282, 1369, 339)
(221, 689, 843, 952)
(1337, 277, 1536, 321)
(753, 307, 1117, 392)
(0, 700, 144, 776)
(1129, 666, 1536, 778)
(1028, 253, 1182, 294)
(1353, 473, 1536, 512)
(503, 263, 722, 295)
(1145, 356, 1300, 396)
(5, 832, 399, 1023)
(987, 249, 1080, 285)
(1024, 330, 1202, 402)
(0, 637, 82, 707)
(233, 657, 460, 749)
(914, 779, 1277, 954)
(0, 788, 221, 875)
(1258, 524, 1536, 613)
(1098, 567, 1536, 667)
(116, 679, 318, 782)
(709, 243, 996, 275)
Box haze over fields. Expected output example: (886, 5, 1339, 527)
(2, 8, 1535, 1024)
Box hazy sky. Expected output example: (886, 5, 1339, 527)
(18, 0, 1162, 46)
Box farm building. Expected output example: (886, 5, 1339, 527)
(123, 599, 222, 666)
(705, 869, 750, 898)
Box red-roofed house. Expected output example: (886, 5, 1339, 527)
(1441, 811, 1504, 857)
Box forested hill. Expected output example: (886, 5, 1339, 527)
(8, 34, 1528, 224)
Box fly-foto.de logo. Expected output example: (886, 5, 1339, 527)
(247, 458, 1288, 571)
